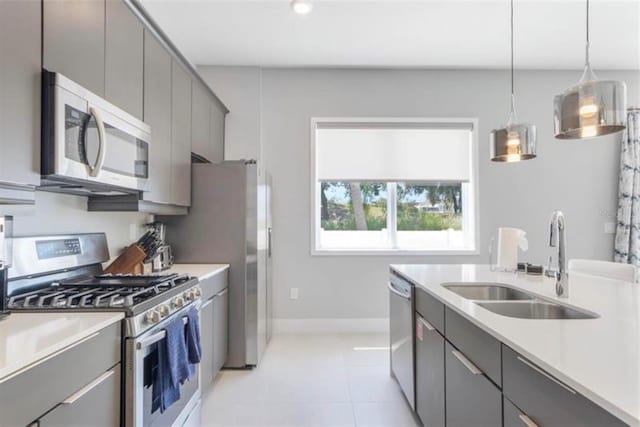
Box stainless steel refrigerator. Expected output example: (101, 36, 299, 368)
(161, 160, 272, 368)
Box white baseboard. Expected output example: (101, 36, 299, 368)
(273, 318, 389, 334)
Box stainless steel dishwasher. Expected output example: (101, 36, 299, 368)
(389, 271, 415, 409)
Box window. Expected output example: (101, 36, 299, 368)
(311, 119, 478, 254)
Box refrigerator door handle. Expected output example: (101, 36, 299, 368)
(268, 227, 272, 258)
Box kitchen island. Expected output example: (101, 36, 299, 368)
(390, 264, 639, 427)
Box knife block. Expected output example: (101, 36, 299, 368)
(104, 244, 146, 275)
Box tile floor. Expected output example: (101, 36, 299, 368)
(200, 333, 420, 427)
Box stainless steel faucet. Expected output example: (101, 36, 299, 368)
(545, 210, 569, 297)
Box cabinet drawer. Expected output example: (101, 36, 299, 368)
(504, 396, 538, 427)
(502, 345, 626, 427)
(0, 322, 121, 427)
(415, 287, 444, 334)
(445, 307, 501, 386)
(445, 341, 502, 427)
(200, 270, 228, 301)
(39, 364, 121, 427)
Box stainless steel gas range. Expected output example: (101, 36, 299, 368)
(6, 233, 202, 427)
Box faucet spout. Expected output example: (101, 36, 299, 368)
(545, 210, 569, 297)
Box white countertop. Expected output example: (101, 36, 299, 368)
(166, 264, 229, 281)
(0, 312, 124, 382)
(391, 264, 640, 427)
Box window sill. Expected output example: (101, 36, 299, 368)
(311, 248, 480, 256)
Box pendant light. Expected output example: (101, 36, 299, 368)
(490, 0, 536, 162)
(553, 0, 626, 139)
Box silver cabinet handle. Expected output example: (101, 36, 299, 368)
(451, 349, 482, 375)
(0, 332, 99, 385)
(87, 107, 106, 177)
(417, 316, 435, 331)
(63, 368, 115, 405)
(387, 282, 410, 300)
(518, 414, 539, 427)
(516, 356, 576, 394)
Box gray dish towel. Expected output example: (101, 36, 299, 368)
(185, 307, 202, 365)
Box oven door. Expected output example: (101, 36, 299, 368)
(46, 73, 150, 192)
(125, 306, 201, 427)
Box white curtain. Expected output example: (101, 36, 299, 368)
(615, 109, 640, 265)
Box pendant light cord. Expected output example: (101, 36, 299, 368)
(508, 0, 516, 122)
(585, 0, 590, 67)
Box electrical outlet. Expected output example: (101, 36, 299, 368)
(604, 222, 616, 235)
(290, 288, 299, 300)
(130, 224, 139, 240)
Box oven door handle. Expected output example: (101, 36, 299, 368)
(136, 315, 189, 350)
(87, 107, 106, 178)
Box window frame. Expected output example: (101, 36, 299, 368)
(310, 117, 480, 256)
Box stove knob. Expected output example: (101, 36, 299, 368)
(145, 310, 161, 324)
(188, 290, 197, 301)
(159, 304, 170, 318)
(173, 297, 185, 308)
(194, 287, 202, 298)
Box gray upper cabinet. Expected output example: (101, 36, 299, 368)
(143, 31, 172, 204)
(105, 0, 144, 119)
(191, 82, 211, 160)
(171, 61, 192, 207)
(0, 0, 41, 202)
(43, 0, 105, 96)
(209, 101, 226, 163)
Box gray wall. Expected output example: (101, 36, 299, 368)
(201, 67, 639, 322)
(0, 191, 149, 257)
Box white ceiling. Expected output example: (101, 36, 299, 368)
(140, 0, 640, 69)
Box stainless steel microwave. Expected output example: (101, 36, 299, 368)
(41, 71, 151, 195)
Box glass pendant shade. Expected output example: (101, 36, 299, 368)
(490, 122, 537, 162)
(553, 76, 627, 139)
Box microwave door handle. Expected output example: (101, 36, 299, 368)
(88, 107, 107, 177)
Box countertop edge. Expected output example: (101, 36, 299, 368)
(390, 266, 639, 427)
(0, 312, 124, 383)
(167, 264, 230, 281)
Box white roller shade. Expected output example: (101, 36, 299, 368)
(316, 123, 472, 182)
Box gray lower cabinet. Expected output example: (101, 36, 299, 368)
(200, 287, 229, 392)
(415, 314, 445, 427)
(200, 297, 215, 387)
(0, 322, 121, 427)
(212, 288, 229, 374)
(43, 0, 105, 96)
(503, 396, 534, 427)
(502, 345, 626, 427)
(171, 60, 192, 207)
(143, 30, 173, 204)
(445, 341, 502, 427)
(105, 0, 144, 119)
(0, 0, 41, 203)
(38, 364, 121, 427)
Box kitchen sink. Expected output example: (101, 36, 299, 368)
(442, 283, 534, 301)
(475, 301, 598, 319)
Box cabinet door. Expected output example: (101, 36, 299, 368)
(200, 298, 215, 389)
(171, 61, 192, 206)
(504, 397, 538, 427)
(445, 342, 502, 427)
(43, 0, 105, 96)
(209, 101, 226, 163)
(39, 365, 121, 427)
(105, 0, 143, 119)
(143, 31, 172, 204)
(0, 0, 41, 190)
(415, 316, 445, 427)
(502, 345, 626, 427)
(191, 82, 210, 160)
(213, 288, 229, 375)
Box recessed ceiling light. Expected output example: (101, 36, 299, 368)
(290, 0, 313, 15)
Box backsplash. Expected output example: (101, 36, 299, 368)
(0, 191, 150, 257)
